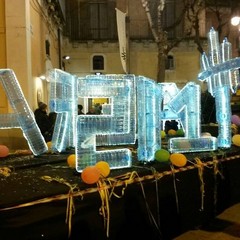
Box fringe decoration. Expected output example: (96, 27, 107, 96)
(194, 158, 205, 211)
(40, 176, 81, 238)
(97, 179, 110, 237)
(171, 165, 180, 214)
(0, 154, 238, 212)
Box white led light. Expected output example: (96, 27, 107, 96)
(39, 75, 46, 80)
(231, 16, 240, 26)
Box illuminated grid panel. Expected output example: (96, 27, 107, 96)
(199, 28, 240, 148)
(169, 82, 201, 138)
(137, 76, 161, 162)
(215, 86, 231, 147)
(0, 113, 19, 128)
(47, 69, 78, 152)
(168, 82, 217, 153)
(221, 38, 239, 93)
(76, 74, 135, 172)
(0, 69, 47, 155)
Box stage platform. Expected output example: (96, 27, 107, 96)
(0, 146, 240, 239)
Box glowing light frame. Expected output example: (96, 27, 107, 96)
(76, 74, 136, 171)
(47, 69, 78, 152)
(166, 82, 217, 153)
(198, 28, 240, 148)
(137, 76, 162, 161)
(1, 28, 240, 164)
(0, 69, 47, 155)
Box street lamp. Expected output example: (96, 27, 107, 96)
(231, 7, 240, 28)
(231, 16, 240, 26)
(63, 55, 70, 60)
(231, 11, 240, 57)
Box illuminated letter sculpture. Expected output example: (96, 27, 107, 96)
(167, 82, 217, 153)
(0, 69, 47, 155)
(76, 75, 135, 171)
(47, 69, 78, 152)
(137, 76, 162, 162)
(198, 27, 240, 148)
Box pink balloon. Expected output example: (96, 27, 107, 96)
(231, 115, 240, 126)
(0, 145, 9, 158)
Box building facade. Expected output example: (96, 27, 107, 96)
(0, 0, 65, 148)
(62, 0, 239, 86)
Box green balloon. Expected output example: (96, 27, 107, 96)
(155, 149, 170, 162)
(176, 128, 184, 137)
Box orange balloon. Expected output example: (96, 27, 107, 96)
(95, 161, 110, 177)
(67, 154, 76, 168)
(170, 153, 187, 167)
(0, 145, 9, 158)
(81, 166, 100, 184)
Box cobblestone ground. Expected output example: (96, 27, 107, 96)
(174, 203, 240, 240)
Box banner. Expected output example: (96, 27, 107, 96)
(116, 8, 127, 73)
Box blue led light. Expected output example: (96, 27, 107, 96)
(47, 69, 78, 152)
(198, 28, 240, 148)
(0, 69, 47, 155)
(76, 74, 135, 171)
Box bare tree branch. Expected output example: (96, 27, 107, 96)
(141, 0, 234, 82)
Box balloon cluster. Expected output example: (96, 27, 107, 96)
(66, 154, 111, 183)
(161, 128, 185, 138)
(154, 149, 187, 167)
(80, 161, 111, 237)
(81, 161, 110, 184)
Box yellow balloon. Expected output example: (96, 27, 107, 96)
(46, 141, 53, 153)
(67, 154, 76, 168)
(232, 134, 240, 147)
(170, 153, 187, 167)
(160, 130, 166, 139)
(95, 161, 110, 177)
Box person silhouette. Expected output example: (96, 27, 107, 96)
(34, 102, 53, 142)
(78, 104, 84, 115)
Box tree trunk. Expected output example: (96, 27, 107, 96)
(157, 50, 166, 83)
